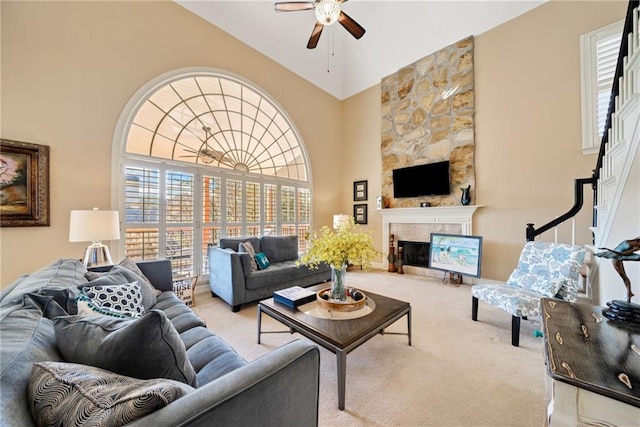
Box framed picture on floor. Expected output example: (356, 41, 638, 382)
(353, 180, 367, 201)
(428, 233, 483, 278)
(353, 204, 367, 224)
(0, 139, 50, 227)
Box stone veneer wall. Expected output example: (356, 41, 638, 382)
(381, 36, 475, 208)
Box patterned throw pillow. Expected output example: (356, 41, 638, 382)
(254, 252, 270, 270)
(84, 265, 157, 310)
(239, 241, 258, 271)
(29, 361, 194, 427)
(77, 281, 144, 318)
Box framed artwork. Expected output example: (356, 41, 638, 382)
(353, 180, 367, 201)
(353, 203, 368, 225)
(428, 233, 483, 278)
(0, 139, 50, 227)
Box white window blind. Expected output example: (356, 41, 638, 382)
(580, 20, 623, 155)
(125, 166, 160, 260)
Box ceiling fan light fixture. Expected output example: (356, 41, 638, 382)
(315, 0, 340, 26)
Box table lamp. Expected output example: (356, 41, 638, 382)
(69, 207, 120, 267)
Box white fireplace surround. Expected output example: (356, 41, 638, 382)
(378, 206, 482, 270)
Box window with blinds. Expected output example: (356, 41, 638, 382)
(121, 71, 312, 279)
(580, 20, 623, 155)
(125, 167, 160, 260)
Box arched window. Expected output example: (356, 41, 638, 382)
(115, 70, 312, 278)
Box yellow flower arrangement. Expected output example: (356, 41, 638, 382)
(298, 217, 377, 270)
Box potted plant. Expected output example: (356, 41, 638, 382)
(298, 217, 377, 301)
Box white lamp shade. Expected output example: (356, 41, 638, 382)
(333, 214, 350, 229)
(69, 209, 120, 242)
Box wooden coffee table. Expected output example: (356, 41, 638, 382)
(257, 284, 411, 410)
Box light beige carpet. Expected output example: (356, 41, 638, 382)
(193, 270, 546, 427)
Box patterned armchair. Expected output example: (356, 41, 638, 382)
(471, 241, 586, 346)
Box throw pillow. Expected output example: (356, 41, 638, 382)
(82, 265, 157, 311)
(239, 241, 258, 271)
(54, 309, 198, 387)
(77, 281, 144, 318)
(29, 361, 194, 427)
(507, 269, 565, 298)
(254, 252, 270, 270)
(118, 258, 161, 296)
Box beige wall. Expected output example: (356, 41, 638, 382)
(0, 0, 629, 286)
(342, 0, 627, 280)
(0, 1, 342, 286)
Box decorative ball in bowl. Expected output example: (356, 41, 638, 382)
(316, 288, 367, 312)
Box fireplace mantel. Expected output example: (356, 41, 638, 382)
(378, 206, 482, 269)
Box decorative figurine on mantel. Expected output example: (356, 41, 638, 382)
(460, 185, 471, 206)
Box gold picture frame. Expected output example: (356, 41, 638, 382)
(0, 139, 50, 227)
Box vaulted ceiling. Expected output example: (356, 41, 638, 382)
(176, 1, 547, 100)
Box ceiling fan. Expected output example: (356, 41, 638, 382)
(179, 126, 238, 168)
(274, 0, 365, 49)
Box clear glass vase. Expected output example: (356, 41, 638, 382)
(330, 263, 348, 301)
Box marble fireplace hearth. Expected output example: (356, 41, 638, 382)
(378, 206, 481, 278)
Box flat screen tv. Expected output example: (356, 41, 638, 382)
(392, 161, 450, 198)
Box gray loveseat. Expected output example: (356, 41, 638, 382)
(208, 235, 331, 312)
(0, 258, 320, 426)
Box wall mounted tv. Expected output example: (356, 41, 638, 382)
(392, 160, 450, 198)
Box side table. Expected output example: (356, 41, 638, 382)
(541, 297, 640, 426)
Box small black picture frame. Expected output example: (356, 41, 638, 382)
(353, 180, 367, 201)
(353, 204, 368, 224)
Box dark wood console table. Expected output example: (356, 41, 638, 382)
(541, 297, 640, 426)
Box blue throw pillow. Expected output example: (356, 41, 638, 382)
(255, 252, 270, 270)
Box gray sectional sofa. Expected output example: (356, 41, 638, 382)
(208, 235, 331, 312)
(0, 258, 320, 426)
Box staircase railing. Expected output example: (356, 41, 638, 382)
(526, 0, 638, 243)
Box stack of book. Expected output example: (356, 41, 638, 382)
(273, 286, 317, 308)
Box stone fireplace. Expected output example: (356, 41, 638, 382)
(380, 206, 480, 278)
(381, 36, 475, 208)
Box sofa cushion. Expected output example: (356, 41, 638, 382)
(220, 237, 260, 253)
(506, 269, 565, 298)
(185, 330, 248, 386)
(260, 235, 299, 263)
(29, 361, 194, 427)
(246, 260, 323, 290)
(83, 265, 157, 311)
(54, 310, 197, 387)
(0, 302, 63, 426)
(77, 281, 145, 318)
(118, 258, 162, 296)
(0, 259, 88, 306)
(152, 292, 206, 333)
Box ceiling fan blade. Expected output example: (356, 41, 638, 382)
(275, 2, 316, 12)
(307, 22, 323, 49)
(338, 10, 365, 40)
